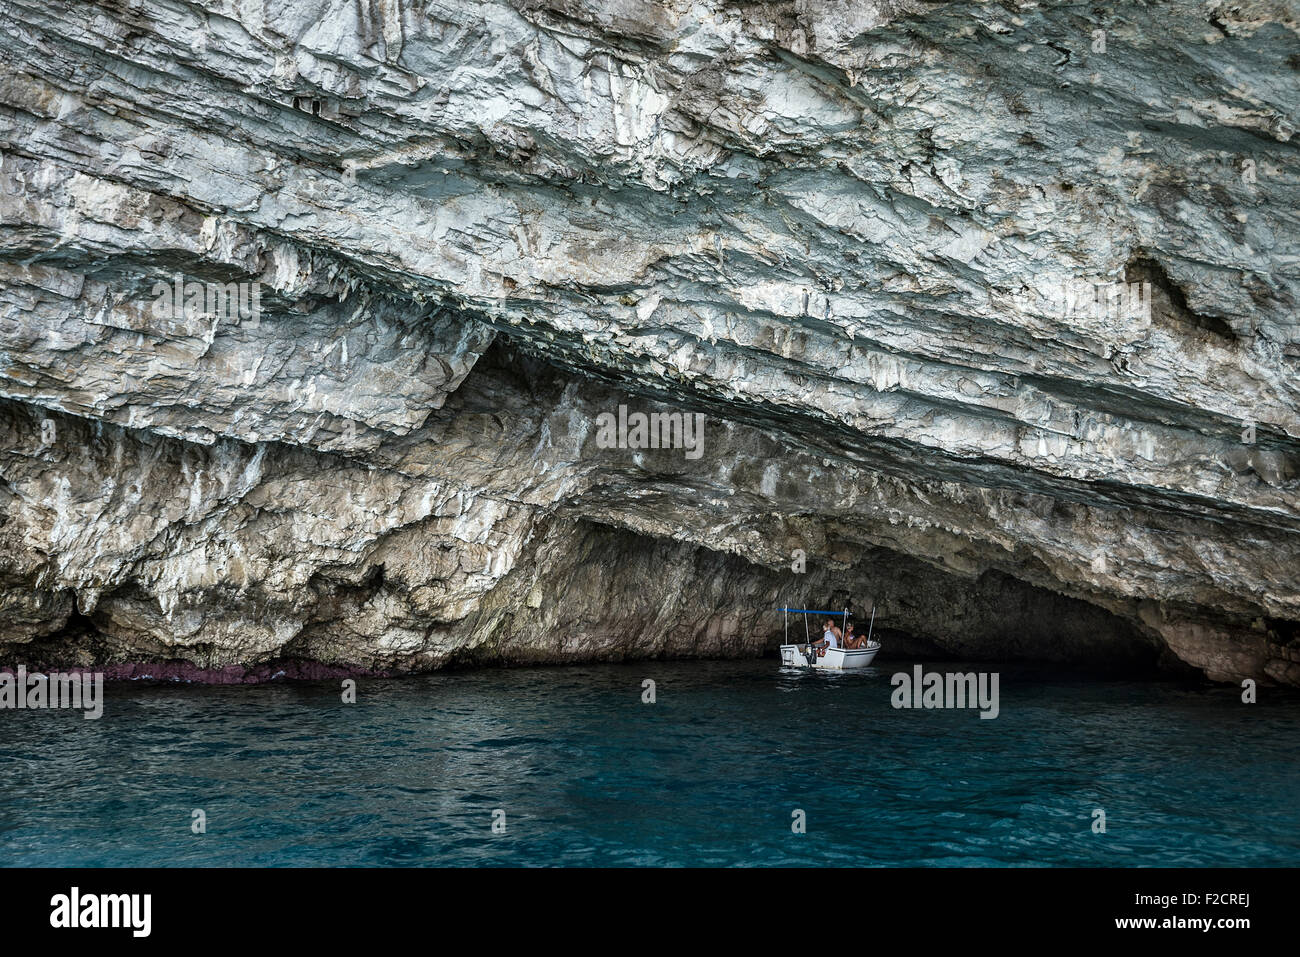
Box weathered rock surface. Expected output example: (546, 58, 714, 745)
(0, 0, 1298, 684)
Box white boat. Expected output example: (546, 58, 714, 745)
(778, 604, 880, 671)
(780, 642, 880, 670)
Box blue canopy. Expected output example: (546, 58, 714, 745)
(778, 608, 852, 615)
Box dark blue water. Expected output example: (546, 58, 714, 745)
(1, 660, 1296, 866)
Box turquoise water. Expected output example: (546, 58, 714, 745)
(1, 660, 1296, 866)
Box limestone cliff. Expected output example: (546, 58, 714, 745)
(1, 0, 1298, 684)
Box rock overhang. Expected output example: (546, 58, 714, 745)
(0, 0, 1297, 684)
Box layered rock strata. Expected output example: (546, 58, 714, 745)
(1, 0, 1298, 684)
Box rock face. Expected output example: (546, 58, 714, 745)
(1, 0, 1298, 684)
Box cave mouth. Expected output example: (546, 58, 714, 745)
(0, 337, 1229, 687)
(1, 518, 1169, 683)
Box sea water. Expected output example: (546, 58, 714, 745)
(1, 660, 1295, 866)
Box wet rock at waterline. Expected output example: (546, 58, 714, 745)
(0, 1, 1298, 685)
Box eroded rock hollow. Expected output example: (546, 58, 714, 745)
(1, 0, 1298, 684)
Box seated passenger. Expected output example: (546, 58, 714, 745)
(815, 618, 839, 656)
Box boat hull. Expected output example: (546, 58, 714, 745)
(780, 643, 878, 670)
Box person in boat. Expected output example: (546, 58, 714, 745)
(813, 618, 840, 657)
(847, 623, 874, 649)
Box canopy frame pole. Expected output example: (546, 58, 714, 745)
(867, 606, 876, 646)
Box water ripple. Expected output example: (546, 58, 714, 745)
(0, 660, 1296, 866)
